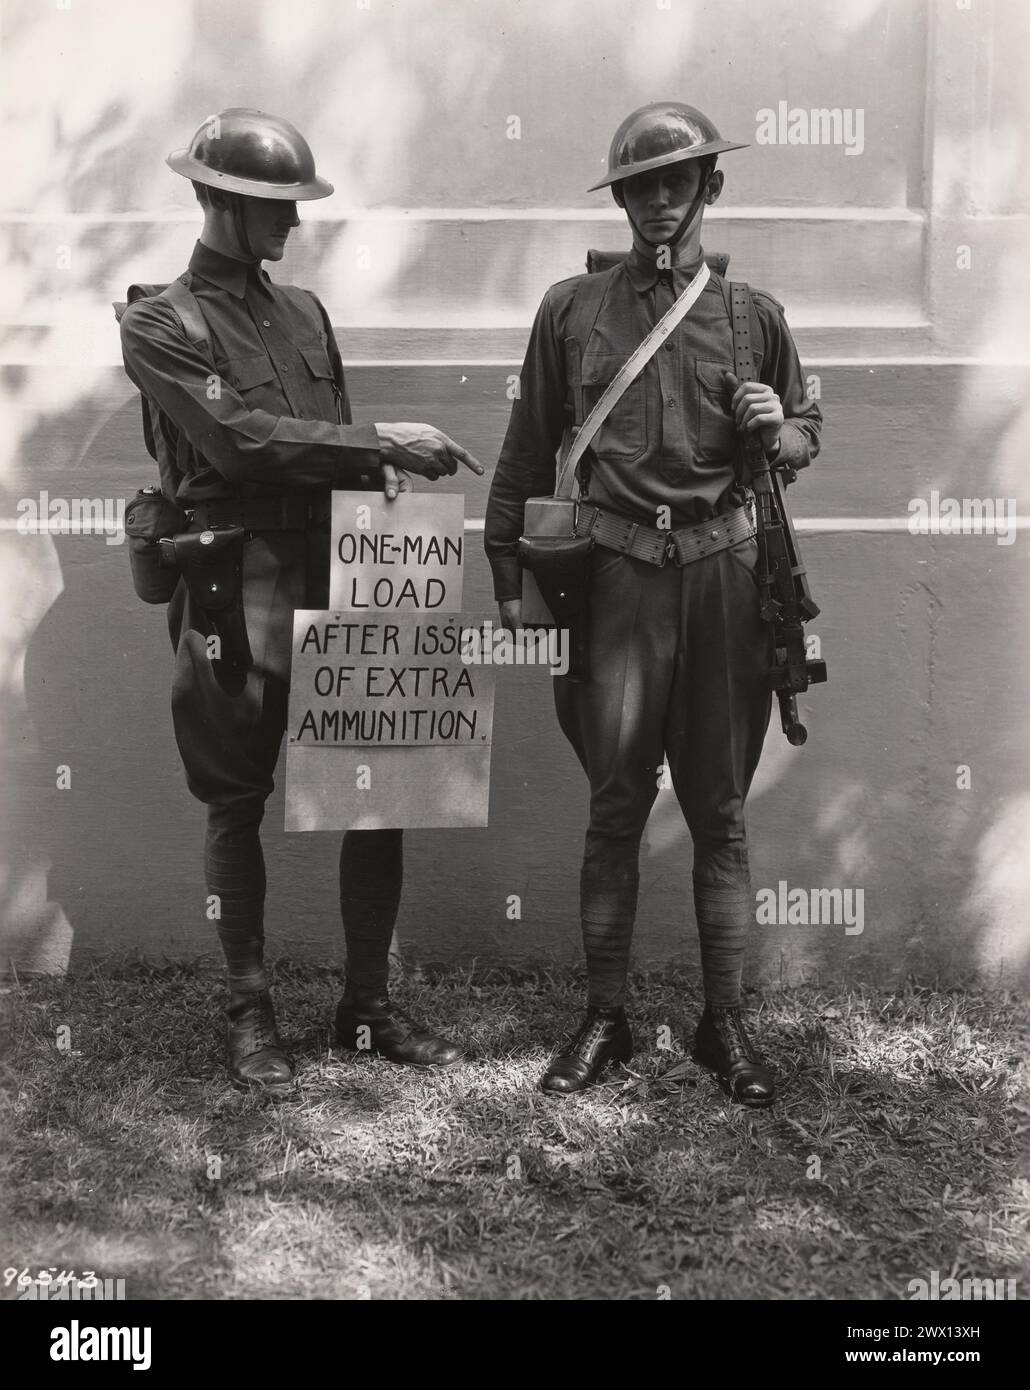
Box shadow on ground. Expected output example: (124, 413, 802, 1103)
(0, 962, 1026, 1301)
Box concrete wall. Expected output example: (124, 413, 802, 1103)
(2, 0, 1029, 984)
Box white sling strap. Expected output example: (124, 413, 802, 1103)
(554, 258, 711, 498)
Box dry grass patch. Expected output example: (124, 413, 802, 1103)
(0, 962, 1027, 1300)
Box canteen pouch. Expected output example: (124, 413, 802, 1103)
(517, 532, 593, 683)
(172, 525, 252, 670)
(124, 486, 187, 604)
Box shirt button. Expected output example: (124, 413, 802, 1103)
(666, 396, 676, 407)
(262, 320, 271, 328)
(281, 364, 290, 372)
(664, 341, 674, 352)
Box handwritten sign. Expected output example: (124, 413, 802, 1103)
(289, 614, 493, 747)
(285, 492, 492, 831)
(329, 491, 464, 612)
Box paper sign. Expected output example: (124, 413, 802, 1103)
(329, 491, 465, 612)
(288, 612, 494, 747)
(285, 491, 493, 831)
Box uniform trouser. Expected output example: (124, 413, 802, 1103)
(167, 528, 401, 999)
(553, 531, 773, 1009)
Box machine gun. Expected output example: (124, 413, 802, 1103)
(730, 283, 826, 745)
(747, 444, 827, 745)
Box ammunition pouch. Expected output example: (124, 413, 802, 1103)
(124, 486, 187, 604)
(172, 526, 252, 671)
(517, 533, 594, 683)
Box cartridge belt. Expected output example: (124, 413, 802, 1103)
(187, 495, 332, 532)
(573, 496, 756, 568)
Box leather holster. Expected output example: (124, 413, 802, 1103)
(172, 526, 252, 671)
(517, 534, 593, 683)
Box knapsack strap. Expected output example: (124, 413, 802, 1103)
(113, 277, 211, 479)
(158, 276, 211, 356)
(554, 259, 711, 498)
(115, 278, 213, 358)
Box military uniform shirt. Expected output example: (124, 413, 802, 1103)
(119, 240, 381, 502)
(485, 245, 822, 601)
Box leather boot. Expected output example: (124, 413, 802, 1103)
(334, 995, 463, 1068)
(539, 1005, 633, 1095)
(692, 1003, 775, 1106)
(226, 991, 296, 1092)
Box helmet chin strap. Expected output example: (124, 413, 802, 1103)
(621, 162, 715, 260)
(228, 192, 258, 262)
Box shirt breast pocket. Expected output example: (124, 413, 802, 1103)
(695, 359, 738, 466)
(298, 343, 341, 421)
(298, 343, 334, 382)
(220, 354, 277, 394)
(580, 351, 648, 464)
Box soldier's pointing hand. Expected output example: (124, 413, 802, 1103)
(374, 422, 485, 495)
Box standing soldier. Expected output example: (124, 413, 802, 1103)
(485, 102, 822, 1104)
(120, 109, 482, 1092)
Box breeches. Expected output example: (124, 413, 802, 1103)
(554, 534, 773, 886)
(168, 529, 320, 819)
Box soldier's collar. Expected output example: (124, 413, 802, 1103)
(188, 240, 261, 299)
(624, 243, 706, 293)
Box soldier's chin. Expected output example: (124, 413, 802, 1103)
(264, 238, 289, 259)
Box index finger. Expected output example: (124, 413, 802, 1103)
(444, 437, 486, 476)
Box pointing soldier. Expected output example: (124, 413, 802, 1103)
(120, 109, 482, 1091)
(485, 102, 822, 1103)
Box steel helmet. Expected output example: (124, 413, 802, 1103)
(589, 101, 747, 192)
(166, 108, 334, 200)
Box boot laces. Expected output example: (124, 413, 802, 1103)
(715, 1007, 757, 1061)
(570, 1014, 614, 1057)
(236, 996, 280, 1050)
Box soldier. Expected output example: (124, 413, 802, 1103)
(485, 102, 822, 1104)
(120, 109, 483, 1092)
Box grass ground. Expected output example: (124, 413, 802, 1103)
(0, 961, 1027, 1301)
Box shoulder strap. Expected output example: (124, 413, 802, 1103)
(562, 269, 613, 435)
(566, 267, 611, 355)
(158, 276, 211, 356)
(115, 277, 211, 482)
(555, 260, 711, 498)
(115, 276, 213, 357)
